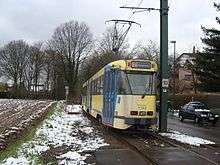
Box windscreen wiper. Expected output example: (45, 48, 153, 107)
(141, 77, 152, 99)
(125, 73, 133, 95)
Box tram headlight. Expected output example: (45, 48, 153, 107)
(139, 111, 146, 116)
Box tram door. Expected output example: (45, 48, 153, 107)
(89, 82, 92, 113)
(103, 68, 118, 125)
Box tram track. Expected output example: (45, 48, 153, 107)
(102, 128, 219, 165)
(84, 111, 219, 165)
(110, 130, 161, 165)
(117, 131, 219, 165)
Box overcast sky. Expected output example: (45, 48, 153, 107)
(0, 0, 218, 55)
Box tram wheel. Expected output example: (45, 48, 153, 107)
(97, 115, 102, 124)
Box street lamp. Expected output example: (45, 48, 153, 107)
(170, 40, 176, 96)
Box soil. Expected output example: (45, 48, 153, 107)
(0, 99, 56, 151)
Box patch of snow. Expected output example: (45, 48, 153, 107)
(65, 104, 82, 114)
(80, 127, 93, 134)
(33, 144, 50, 154)
(1, 102, 109, 164)
(160, 130, 215, 146)
(79, 137, 109, 152)
(58, 158, 86, 165)
(3, 157, 29, 165)
(57, 151, 86, 165)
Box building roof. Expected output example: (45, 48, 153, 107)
(176, 53, 196, 67)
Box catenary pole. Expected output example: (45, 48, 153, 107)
(159, 0, 169, 132)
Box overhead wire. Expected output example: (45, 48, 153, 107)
(110, 0, 144, 50)
(118, 0, 143, 34)
(128, 0, 143, 20)
(168, 0, 174, 9)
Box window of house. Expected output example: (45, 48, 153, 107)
(184, 74, 192, 81)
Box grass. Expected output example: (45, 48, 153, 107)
(0, 124, 39, 160)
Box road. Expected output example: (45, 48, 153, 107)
(168, 114, 220, 144)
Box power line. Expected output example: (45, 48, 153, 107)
(127, 0, 143, 20)
(117, 0, 143, 34)
(120, 6, 165, 12)
(168, 0, 174, 9)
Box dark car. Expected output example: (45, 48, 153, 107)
(179, 101, 219, 125)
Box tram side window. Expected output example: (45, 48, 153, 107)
(82, 86, 87, 96)
(94, 80, 97, 95)
(89, 82, 92, 94)
(97, 77, 101, 95)
(92, 79, 99, 95)
(94, 80, 97, 94)
(97, 78, 99, 95)
(91, 81, 95, 95)
(96, 78, 99, 95)
(90, 82, 92, 94)
(100, 75, 104, 94)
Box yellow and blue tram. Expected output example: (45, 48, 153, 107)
(82, 60, 158, 129)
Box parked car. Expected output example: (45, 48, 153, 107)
(179, 101, 219, 125)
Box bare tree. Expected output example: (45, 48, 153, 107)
(23, 42, 45, 92)
(31, 42, 45, 92)
(98, 26, 129, 56)
(49, 20, 93, 97)
(0, 40, 29, 96)
(43, 49, 55, 91)
(131, 40, 159, 63)
(24, 51, 34, 92)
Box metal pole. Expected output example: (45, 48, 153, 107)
(159, 0, 169, 132)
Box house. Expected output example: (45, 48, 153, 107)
(173, 48, 198, 93)
(178, 67, 193, 81)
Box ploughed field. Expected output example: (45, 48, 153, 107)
(0, 99, 55, 150)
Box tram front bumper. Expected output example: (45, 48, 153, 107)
(124, 117, 157, 126)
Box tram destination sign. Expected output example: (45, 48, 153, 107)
(131, 61, 151, 69)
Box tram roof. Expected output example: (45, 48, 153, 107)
(83, 59, 157, 87)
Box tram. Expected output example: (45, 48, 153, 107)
(82, 60, 158, 129)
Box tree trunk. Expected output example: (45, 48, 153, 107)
(192, 70, 197, 94)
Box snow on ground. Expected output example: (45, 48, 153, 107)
(57, 151, 87, 165)
(1, 103, 109, 165)
(65, 104, 82, 114)
(160, 130, 215, 146)
(3, 157, 29, 165)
